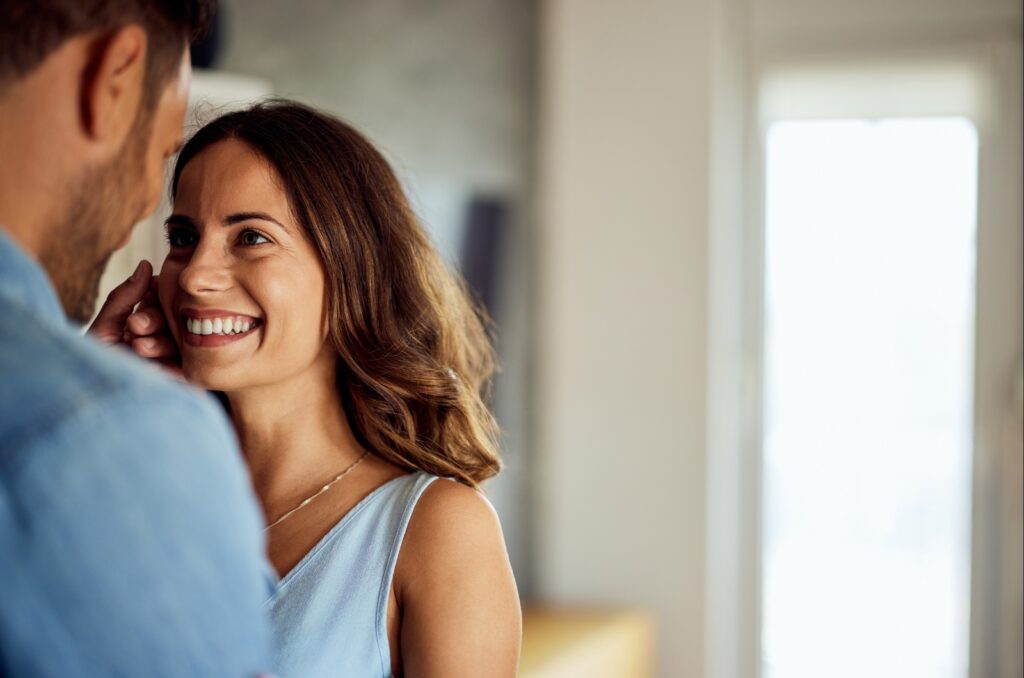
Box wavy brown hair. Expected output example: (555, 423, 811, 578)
(171, 100, 501, 487)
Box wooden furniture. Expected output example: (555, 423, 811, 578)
(519, 606, 655, 678)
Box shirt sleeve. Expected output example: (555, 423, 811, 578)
(0, 379, 273, 678)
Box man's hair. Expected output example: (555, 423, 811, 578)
(0, 0, 215, 104)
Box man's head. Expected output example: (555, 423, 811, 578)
(0, 1, 215, 323)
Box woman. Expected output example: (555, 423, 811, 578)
(131, 100, 520, 676)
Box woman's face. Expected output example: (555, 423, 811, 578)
(158, 138, 331, 391)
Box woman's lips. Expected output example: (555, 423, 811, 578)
(183, 326, 259, 348)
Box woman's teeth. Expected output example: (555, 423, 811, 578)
(185, 316, 257, 336)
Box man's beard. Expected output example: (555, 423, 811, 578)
(40, 126, 149, 325)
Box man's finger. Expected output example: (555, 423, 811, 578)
(88, 260, 152, 343)
(138, 273, 161, 308)
(126, 308, 167, 337)
(131, 335, 178, 360)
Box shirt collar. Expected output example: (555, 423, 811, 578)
(0, 228, 66, 325)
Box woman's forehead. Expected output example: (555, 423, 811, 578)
(175, 139, 293, 221)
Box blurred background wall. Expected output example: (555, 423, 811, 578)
(537, 1, 714, 675)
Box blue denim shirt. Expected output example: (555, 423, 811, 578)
(0, 230, 273, 676)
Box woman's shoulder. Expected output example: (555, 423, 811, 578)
(396, 476, 510, 588)
(405, 477, 503, 555)
(418, 476, 500, 522)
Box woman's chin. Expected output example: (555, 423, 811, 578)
(182, 364, 238, 392)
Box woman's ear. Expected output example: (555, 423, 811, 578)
(79, 25, 147, 149)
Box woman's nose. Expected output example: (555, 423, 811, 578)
(178, 242, 233, 295)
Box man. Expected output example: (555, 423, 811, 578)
(0, 2, 272, 675)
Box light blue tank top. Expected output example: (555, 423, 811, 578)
(266, 471, 439, 677)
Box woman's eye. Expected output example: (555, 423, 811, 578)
(240, 230, 271, 247)
(165, 228, 197, 248)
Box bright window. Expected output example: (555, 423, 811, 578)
(761, 117, 978, 678)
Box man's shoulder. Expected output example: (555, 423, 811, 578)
(0, 293, 227, 459)
(0, 300, 273, 678)
(0, 291, 262, 561)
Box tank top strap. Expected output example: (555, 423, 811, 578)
(373, 471, 441, 663)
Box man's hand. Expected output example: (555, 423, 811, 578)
(89, 260, 182, 376)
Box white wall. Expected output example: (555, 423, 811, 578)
(536, 1, 714, 675)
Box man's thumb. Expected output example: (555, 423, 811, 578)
(88, 260, 152, 342)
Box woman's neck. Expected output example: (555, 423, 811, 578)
(223, 367, 366, 520)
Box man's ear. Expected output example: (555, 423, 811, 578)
(80, 26, 147, 148)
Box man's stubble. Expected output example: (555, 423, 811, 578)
(40, 115, 152, 325)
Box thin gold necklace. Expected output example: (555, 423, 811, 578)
(264, 451, 370, 532)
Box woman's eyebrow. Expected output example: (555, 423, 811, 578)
(224, 212, 290, 232)
(165, 214, 196, 228)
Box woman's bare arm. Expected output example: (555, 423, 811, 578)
(394, 479, 522, 677)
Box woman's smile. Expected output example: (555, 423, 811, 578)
(181, 308, 263, 348)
